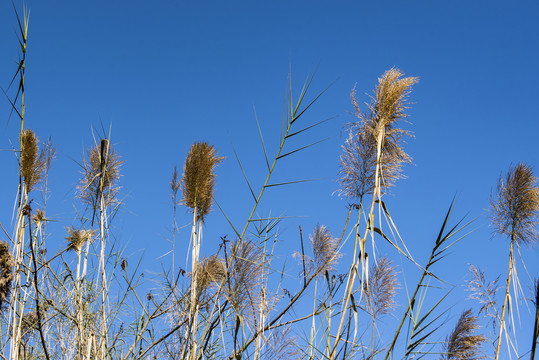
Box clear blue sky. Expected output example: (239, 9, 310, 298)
(1, 0, 539, 357)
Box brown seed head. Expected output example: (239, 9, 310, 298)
(20, 129, 48, 193)
(194, 255, 225, 299)
(372, 68, 418, 127)
(33, 209, 46, 229)
(181, 142, 224, 221)
(79, 139, 122, 205)
(339, 69, 417, 200)
(490, 163, 539, 245)
(65, 227, 96, 253)
(0, 241, 14, 309)
(443, 309, 486, 359)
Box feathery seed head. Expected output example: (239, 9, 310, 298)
(338, 127, 377, 200)
(33, 209, 45, 229)
(65, 227, 96, 253)
(79, 138, 122, 205)
(20, 129, 48, 193)
(443, 309, 486, 359)
(194, 255, 225, 299)
(365, 257, 397, 317)
(338, 69, 417, 200)
(309, 224, 341, 277)
(226, 240, 263, 317)
(181, 142, 224, 221)
(170, 166, 180, 204)
(490, 163, 539, 245)
(372, 68, 418, 127)
(0, 241, 14, 309)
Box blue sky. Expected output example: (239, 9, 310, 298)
(1, 0, 539, 357)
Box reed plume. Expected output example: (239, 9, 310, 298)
(332, 69, 417, 359)
(263, 326, 299, 359)
(65, 227, 96, 253)
(338, 126, 376, 201)
(20, 129, 48, 193)
(180, 142, 223, 359)
(171, 165, 180, 204)
(0, 241, 14, 309)
(466, 264, 499, 321)
(194, 255, 225, 301)
(442, 309, 486, 359)
(79, 138, 122, 205)
(309, 224, 341, 277)
(365, 257, 397, 318)
(338, 69, 417, 200)
(181, 142, 224, 221)
(490, 163, 539, 245)
(226, 240, 263, 317)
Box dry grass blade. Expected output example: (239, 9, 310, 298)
(181, 142, 224, 221)
(442, 309, 486, 359)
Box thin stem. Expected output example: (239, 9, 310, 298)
(531, 279, 539, 360)
(495, 237, 515, 360)
(331, 127, 385, 359)
(25, 207, 50, 360)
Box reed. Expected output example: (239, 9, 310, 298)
(2, 5, 537, 359)
(442, 309, 486, 360)
(490, 163, 539, 359)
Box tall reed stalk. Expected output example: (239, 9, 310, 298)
(332, 68, 417, 359)
(490, 163, 539, 359)
(179, 142, 223, 359)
